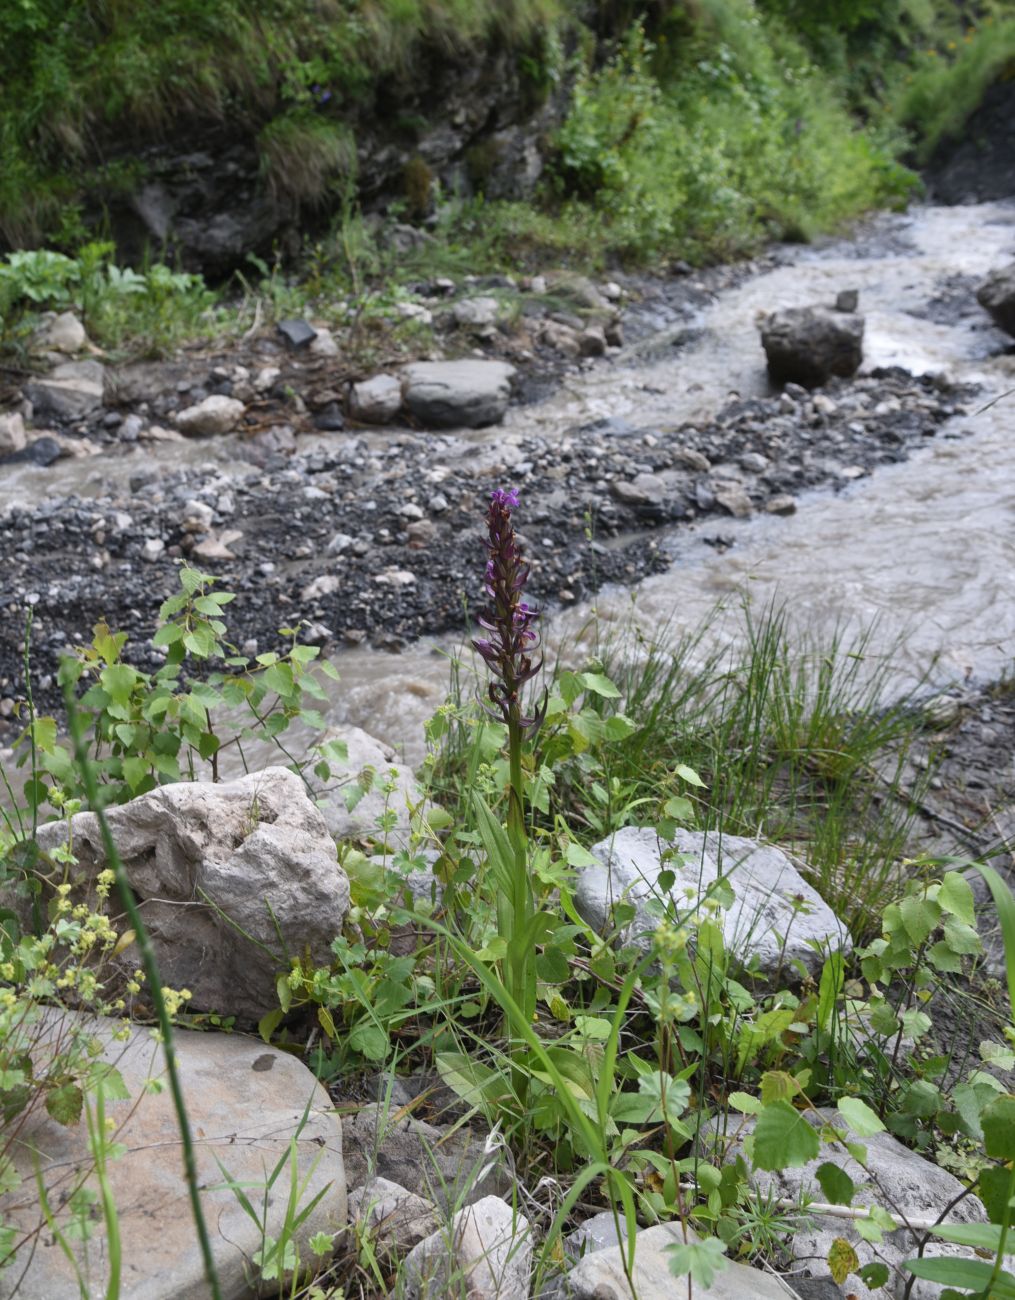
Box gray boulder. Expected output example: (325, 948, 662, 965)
(402, 360, 515, 428)
(34, 310, 87, 354)
(24, 359, 106, 421)
(175, 394, 245, 436)
(0, 1007, 346, 1300)
(452, 297, 502, 329)
(576, 827, 850, 977)
(349, 373, 403, 424)
(976, 261, 1015, 336)
(349, 1177, 442, 1256)
(314, 725, 421, 848)
(704, 1108, 995, 1300)
(561, 1221, 794, 1299)
(404, 1196, 532, 1300)
(33, 768, 349, 1020)
(761, 306, 864, 386)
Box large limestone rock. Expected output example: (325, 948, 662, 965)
(33, 768, 349, 1020)
(24, 359, 106, 421)
(35, 310, 88, 354)
(404, 1196, 532, 1300)
(401, 360, 515, 428)
(760, 306, 864, 386)
(561, 1221, 794, 1299)
(0, 1008, 347, 1300)
(175, 394, 245, 436)
(576, 827, 850, 977)
(976, 261, 1015, 337)
(349, 1177, 442, 1255)
(704, 1109, 994, 1300)
(315, 726, 421, 849)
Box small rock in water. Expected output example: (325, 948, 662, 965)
(766, 494, 797, 515)
(760, 305, 864, 386)
(714, 483, 753, 517)
(976, 260, 1015, 337)
(277, 319, 318, 349)
(835, 288, 860, 312)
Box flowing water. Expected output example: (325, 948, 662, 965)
(323, 201, 1015, 764)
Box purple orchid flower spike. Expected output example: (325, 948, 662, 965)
(472, 488, 547, 738)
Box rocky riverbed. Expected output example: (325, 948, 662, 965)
(0, 330, 977, 720)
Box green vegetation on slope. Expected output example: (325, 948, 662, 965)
(0, 1, 1013, 322)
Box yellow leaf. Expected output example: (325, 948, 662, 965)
(828, 1237, 859, 1285)
(112, 930, 136, 957)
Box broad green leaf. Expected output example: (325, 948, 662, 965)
(981, 1040, 1015, 1071)
(675, 763, 705, 787)
(816, 1162, 856, 1207)
(904, 1256, 1015, 1297)
(760, 1071, 799, 1105)
(982, 1095, 1015, 1160)
(838, 1097, 886, 1137)
(942, 918, 982, 955)
(578, 671, 620, 698)
(939, 871, 975, 925)
(566, 841, 598, 867)
(752, 1101, 819, 1170)
(728, 1091, 763, 1115)
(857, 1262, 890, 1289)
(899, 895, 936, 946)
(665, 1236, 728, 1288)
(927, 1221, 1007, 1251)
(348, 1021, 388, 1061)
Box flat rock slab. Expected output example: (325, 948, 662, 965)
(705, 1108, 993, 1300)
(578, 827, 850, 976)
(33, 767, 349, 1020)
(562, 1221, 795, 1299)
(0, 1009, 346, 1300)
(401, 360, 515, 428)
(24, 360, 106, 422)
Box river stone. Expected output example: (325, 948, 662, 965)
(341, 1105, 511, 1213)
(404, 1196, 532, 1300)
(760, 306, 864, 386)
(32, 767, 349, 1020)
(576, 827, 850, 976)
(35, 310, 88, 354)
(703, 1108, 994, 1300)
(349, 1177, 443, 1255)
(976, 261, 1015, 336)
(0, 411, 27, 455)
(315, 726, 421, 849)
(24, 359, 106, 421)
(402, 360, 515, 428)
(0, 1007, 346, 1300)
(560, 1222, 794, 1299)
(175, 394, 245, 436)
(349, 373, 403, 424)
(452, 296, 501, 329)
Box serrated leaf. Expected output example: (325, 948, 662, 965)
(837, 1097, 886, 1137)
(348, 1021, 388, 1061)
(816, 1162, 856, 1207)
(728, 1091, 763, 1115)
(828, 1237, 859, 1285)
(939, 871, 975, 925)
(753, 1101, 820, 1170)
(45, 1083, 83, 1127)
